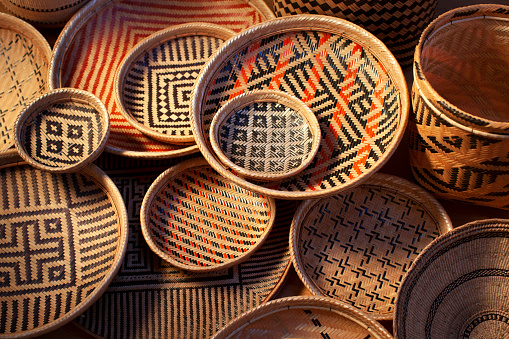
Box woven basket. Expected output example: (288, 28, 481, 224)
(14, 88, 109, 173)
(192, 15, 409, 200)
(0, 156, 128, 338)
(213, 296, 393, 339)
(141, 157, 276, 272)
(49, 0, 274, 159)
(273, 0, 438, 67)
(290, 173, 452, 320)
(0, 12, 52, 152)
(394, 219, 509, 339)
(210, 90, 321, 182)
(115, 23, 235, 145)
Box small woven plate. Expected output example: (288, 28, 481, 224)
(115, 23, 235, 145)
(290, 173, 452, 320)
(0, 12, 52, 152)
(14, 88, 110, 173)
(141, 157, 276, 272)
(0, 153, 128, 337)
(395, 219, 509, 339)
(213, 296, 393, 339)
(210, 90, 321, 182)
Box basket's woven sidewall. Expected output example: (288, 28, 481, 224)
(394, 219, 509, 339)
(0, 0, 90, 26)
(409, 82, 509, 209)
(273, 0, 438, 66)
(50, 0, 275, 158)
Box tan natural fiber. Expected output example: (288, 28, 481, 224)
(213, 296, 393, 339)
(394, 219, 509, 339)
(290, 173, 452, 320)
(0, 158, 128, 338)
(14, 88, 110, 173)
(210, 90, 321, 182)
(191, 14, 409, 199)
(0, 12, 51, 152)
(115, 23, 235, 145)
(141, 157, 276, 272)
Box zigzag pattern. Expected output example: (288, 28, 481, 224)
(0, 165, 119, 335)
(202, 31, 401, 193)
(57, 0, 269, 155)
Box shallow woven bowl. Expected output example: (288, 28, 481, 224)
(290, 173, 452, 320)
(0, 151, 128, 338)
(395, 219, 509, 339)
(0, 12, 52, 152)
(115, 23, 235, 145)
(140, 157, 276, 272)
(213, 296, 393, 339)
(192, 15, 409, 200)
(210, 90, 321, 182)
(14, 88, 110, 173)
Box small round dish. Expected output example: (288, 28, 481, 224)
(14, 88, 110, 173)
(115, 23, 235, 145)
(140, 157, 276, 272)
(209, 90, 321, 182)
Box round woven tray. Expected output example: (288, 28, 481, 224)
(0, 12, 52, 152)
(141, 157, 276, 272)
(210, 90, 321, 182)
(115, 23, 235, 145)
(191, 15, 409, 199)
(14, 88, 110, 173)
(213, 296, 393, 339)
(0, 156, 128, 338)
(395, 219, 509, 339)
(290, 173, 452, 320)
(49, 0, 274, 159)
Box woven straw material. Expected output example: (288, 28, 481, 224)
(192, 15, 409, 199)
(395, 219, 509, 339)
(141, 157, 276, 272)
(0, 159, 128, 338)
(414, 4, 509, 135)
(273, 0, 438, 67)
(116, 23, 235, 145)
(14, 88, 109, 173)
(213, 296, 393, 339)
(49, 0, 274, 159)
(0, 12, 51, 152)
(0, 0, 90, 27)
(75, 153, 292, 338)
(210, 90, 321, 182)
(290, 173, 452, 320)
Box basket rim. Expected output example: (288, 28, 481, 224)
(414, 3, 509, 135)
(14, 87, 111, 173)
(140, 157, 277, 272)
(209, 90, 321, 182)
(290, 172, 453, 320)
(191, 14, 410, 200)
(0, 158, 128, 338)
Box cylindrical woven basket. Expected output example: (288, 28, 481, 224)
(192, 15, 409, 200)
(213, 296, 393, 339)
(14, 88, 110, 173)
(394, 219, 509, 339)
(0, 12, 52, 152)
(273, 0, 438, 67)
(210, 90, 321, 182)
(140, 157, 277, 272)
(290, 173, 452, 320)
(0, 157, 128, 338)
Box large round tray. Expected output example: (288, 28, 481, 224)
(49, 0, 274, 158)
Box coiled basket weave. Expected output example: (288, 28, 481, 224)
(409, 4, 509, 209)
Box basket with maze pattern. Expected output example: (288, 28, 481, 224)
(290, 173, 452, 320)
(191, 14, 409, 200)
(409, 4, 509, 209)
